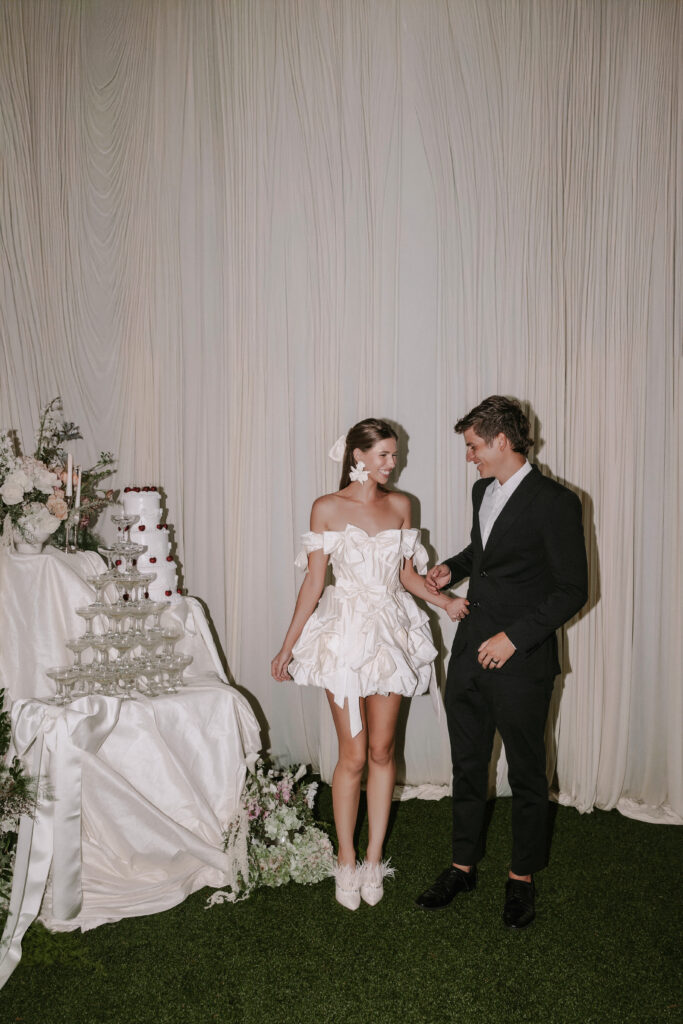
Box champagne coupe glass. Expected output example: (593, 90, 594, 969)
(174, 652, 193, 680)
(131, 572, 155, 606)
(106, 604, 130, 636)
(140, 664, 163, 697)
(153, 656, 174, 693)
(115, 662, 138, 700)
(65, 636, 90, 673)
(97, 546, 116, 570)
(166, 653, 193, 692)
(46, 667, 73, 705)
(90, 633, 112, 666)
(110, 633, 136, 668)
(77, 663, 100, 697)
(127, 603, 149, 643)
(138, 629, 160, 661)
(75, 605, 99, 640)
(88, 567, 121, 596)
(111, 510, 139, 533)
(85, 574, 111, 603)
(98, 664, 120, 698)
(148, 600, 171, 630)
(160, 626, 183, 657)
(61, 667, 80, 703)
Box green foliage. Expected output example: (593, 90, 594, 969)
(0, 689, 38, 921)
(33, 396, 83, 468)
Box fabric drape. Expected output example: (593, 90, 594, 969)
(1, 0, 680, 823)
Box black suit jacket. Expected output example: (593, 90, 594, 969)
(443, 465, 588, 679)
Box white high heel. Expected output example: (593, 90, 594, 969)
(333, 861, 362, 911)
(359, 859, 395, 906)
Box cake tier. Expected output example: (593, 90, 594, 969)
(138, 552, 176, 576)
(133, 521, 169, 558)
(145, 562, 179, 601)
(123, 487, 161, 517)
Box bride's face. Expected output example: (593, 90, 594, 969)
(354, 437, 398, 484)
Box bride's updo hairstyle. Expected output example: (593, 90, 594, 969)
(339, 418, 398, 489)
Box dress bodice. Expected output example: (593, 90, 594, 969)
(295, 525, 429, 590)
(290, 524, 438, 737)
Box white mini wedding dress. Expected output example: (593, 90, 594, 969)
(289, 525, 439, 737)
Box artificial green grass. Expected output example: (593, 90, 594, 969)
(1, 790, 680, 1024)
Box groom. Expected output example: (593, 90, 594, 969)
(416, 396, 588, 928)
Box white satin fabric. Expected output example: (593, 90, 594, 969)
(1, 1, 680, 823)
(0, 548, 260, 988)
(290, 527, 440, 737)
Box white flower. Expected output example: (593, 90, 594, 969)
(349, 460, 369, 484)
(305, 782, 318, 809)
(0, 471, 30, 505)
(33, 467, 59, 495)
(19, 504, 60, 535)
(328, 434, 347, 463)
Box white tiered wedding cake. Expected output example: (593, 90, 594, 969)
(121, 487, 181, 601)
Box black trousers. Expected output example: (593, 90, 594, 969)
(444, 650, 555, 875)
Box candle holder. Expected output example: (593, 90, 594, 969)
(64, 507, 81, 553)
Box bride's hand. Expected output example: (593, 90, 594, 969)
(444, 597, 469, 622)
(271, 648, 293, 682)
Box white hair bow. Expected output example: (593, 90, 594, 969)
(328, 434, 347, 463)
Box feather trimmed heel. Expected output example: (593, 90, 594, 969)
(360, 859, 395, 906)
(333, 861, 362, 911)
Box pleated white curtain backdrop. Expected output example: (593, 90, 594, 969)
(1, 0, 680, 823)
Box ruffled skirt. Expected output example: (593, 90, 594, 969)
(289, 583, 438, 737)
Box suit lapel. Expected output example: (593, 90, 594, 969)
(472, 479, 491, 552)
(482, 465, 544, 557)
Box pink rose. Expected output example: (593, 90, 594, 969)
(47, 494, 68, 520)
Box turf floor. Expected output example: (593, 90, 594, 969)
(0, 789, 680, 1024)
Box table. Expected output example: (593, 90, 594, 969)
(0, 546, 261, 986)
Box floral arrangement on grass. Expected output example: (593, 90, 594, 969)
(0, 690, 37, 924)
(0, 397, 116, 550)
(207, 759, 333, 906)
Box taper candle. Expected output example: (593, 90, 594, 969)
(75, 465, 82, 508)
(66, 453, 73, 497)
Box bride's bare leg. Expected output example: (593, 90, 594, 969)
(365, 694, 403, 863)
(326, 691, 368, 865)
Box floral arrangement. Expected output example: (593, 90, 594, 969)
(207, 759, 333, 906)
(0, 690, 37, 922)
(0, 397, 116, 549)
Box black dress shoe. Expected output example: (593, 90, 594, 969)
(415, 866, 477, 910)
(503, 878, 535, 929)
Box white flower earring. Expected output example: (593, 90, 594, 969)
(349, 460, 369, 484)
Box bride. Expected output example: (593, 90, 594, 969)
(271, 418, 468, 909)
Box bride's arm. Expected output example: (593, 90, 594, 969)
(271, 502, 329, 681)
(395, 494, 469, 622)
(400, 560, 469, 621)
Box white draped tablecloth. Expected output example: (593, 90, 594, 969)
(0, 546, 261, 986)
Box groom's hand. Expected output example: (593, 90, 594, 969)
(425, 564, 451, 595)
(478, 633, 515, 669)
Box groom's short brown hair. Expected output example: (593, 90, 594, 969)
(455, 396, 533, 456)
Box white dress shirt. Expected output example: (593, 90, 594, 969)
(479, 460, 532, 548)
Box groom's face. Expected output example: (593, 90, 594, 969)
(463, 427, 504, 479)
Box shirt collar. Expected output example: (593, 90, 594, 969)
(492, 459, 532, 497)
